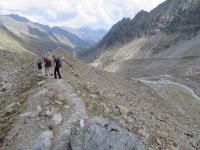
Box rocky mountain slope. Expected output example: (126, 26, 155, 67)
(8, 14, 106, 47)
(78, 0, 200, 63)
(1, 0, 200, 149)
(0, 14, 89, 56)
(80, 0, 200, 96)
(8, 14, 90, 48)
(73, 1, 200, 149)
(100, 0, 200, 47)
(1, 48, 199, 149)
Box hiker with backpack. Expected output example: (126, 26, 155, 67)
(50, 51, 55, 75)
(43, 55, 53, 76)
(37, 59, 42, 74)
(53, 55, 62, 79)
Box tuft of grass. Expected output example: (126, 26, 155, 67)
(0, 112, 18, 142)
(127, 111, 134, 117)
(48, 125, 54, 131)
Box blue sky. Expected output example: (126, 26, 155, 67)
(0, 0, 165, 29)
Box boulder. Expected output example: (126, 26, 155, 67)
(70, 117, 144, 150)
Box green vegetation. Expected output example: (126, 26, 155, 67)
(48, 125, 54, 131)
(0, 106, 23, 142)
(0, 31, 28, 53)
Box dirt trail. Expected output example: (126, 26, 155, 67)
(2, 76, 87, 150)
(52, 79, 87, 150)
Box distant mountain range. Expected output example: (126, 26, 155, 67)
(62, 26, 107, 45)
(77, 0, 200, 67)
(0, 14, 106, 55)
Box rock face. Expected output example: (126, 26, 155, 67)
(100, 0, 200, 47)
(70, 117, 144, 150)
(78, 0, 200, 62)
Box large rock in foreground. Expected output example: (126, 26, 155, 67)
(70, 117, 144, 150)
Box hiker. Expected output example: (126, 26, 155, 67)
(43, 55, 53, 76)
(37, 59, 42, 74)
(49, 50, 55, 74)
(53, 55, 62, 79)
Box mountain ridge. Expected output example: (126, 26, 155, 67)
(7, 14, 90, 48)
(77, 0, 200, 64)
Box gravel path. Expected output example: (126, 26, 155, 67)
(2, 77, 87, 150)
(52, 79, 87, 150)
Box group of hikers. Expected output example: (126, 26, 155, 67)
(37, 50, 62, 79)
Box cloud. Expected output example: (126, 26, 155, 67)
(0, 0, 166, 29)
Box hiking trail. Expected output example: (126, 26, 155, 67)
(3, 77, 87, 150)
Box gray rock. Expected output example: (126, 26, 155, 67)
(2, 83, 12, 91)
(138, 128, 150, 141)
(31, 105, 42, 117)
(52, 114, 63, 125)
(5, 102, 20, 114)
(19, 112, 32, 118)
(89, 94, 98, 100)
(54, 100, 63, 105)
(37, 105, 42, 112)
(156, 138, 161, 145)
(45, 111, 53, 118)
(57, 93, 65, 101)
(37, 81, 46, 86)
(70, 117, 144, 150)
(31, 130, 54, 150)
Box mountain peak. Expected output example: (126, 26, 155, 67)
(134, 10, 148, 18)
(78, 27, 92, 31)
(121, 17, 131, 23)
(7, 14, 30, 23)
(98, 0, 200, 48)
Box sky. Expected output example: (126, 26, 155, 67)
(0, 0, 165, 29)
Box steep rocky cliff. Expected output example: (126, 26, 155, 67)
(77, 0, 200, 62)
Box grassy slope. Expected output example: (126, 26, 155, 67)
(0, 15, 76, 55)
(0, 28, 28, 53)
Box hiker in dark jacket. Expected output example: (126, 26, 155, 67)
(53, 55, 62, 79)
(37, 59, 42, 74)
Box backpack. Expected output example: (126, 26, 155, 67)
(44, 57, 51, 67)
(37, 60, 42, 69)
(56, 58, 62, 67)
(47, 59, 51, 67)
(37, 60, 42, 66)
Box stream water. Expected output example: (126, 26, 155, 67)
(138, 77, 200, 101)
